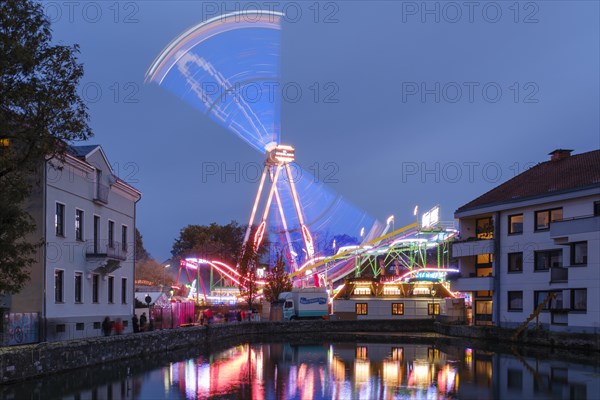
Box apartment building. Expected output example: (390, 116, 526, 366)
(5, 145, 141, 342)
(451, 149, 599, 332)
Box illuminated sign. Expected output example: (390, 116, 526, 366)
(411, 271, 447, 282)
(268, 144, 295, 163)
(300, 297, 327, 305)
(421, 205, 440, 228)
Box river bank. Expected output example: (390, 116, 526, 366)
(1, 320, 598, 384)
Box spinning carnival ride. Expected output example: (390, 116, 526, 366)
(146, 11, 457, 298)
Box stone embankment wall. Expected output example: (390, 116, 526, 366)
(1, 320, 598, 384)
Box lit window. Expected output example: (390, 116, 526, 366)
(391, 303, 404, 315)
(356, 346, 368, 359)
(383, 287, 401, 295)
(535, 208, 562, 231)
(355, 303, 368, 315)
(508, 214, 523, 234)
(354, 287, 371, 295)
(476, 217, 493, 239)
(428, 303, 440, 315)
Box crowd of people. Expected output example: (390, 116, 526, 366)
(100, 308, 257, 336)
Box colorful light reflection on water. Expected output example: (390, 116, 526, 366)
(3, 341, 598, 399)
(132, 342, 597, 400)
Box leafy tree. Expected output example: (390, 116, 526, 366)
(0, 0, 91, 294)
(263, 251, 292, 303)
(135, 228, 150, 261)
(135, 258, 175, 288)
(237, 241, 260, 310)
(171, 221, 268, 265)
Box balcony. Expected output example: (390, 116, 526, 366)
(449, 276, 494, 292)
(550, 216, 600, 241)
(94, 183, 109, 204)
(85, 240, 127, 261)
(550, 266, 568, 283)
(452, 239, 494, 258)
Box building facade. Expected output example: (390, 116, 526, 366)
(4, 145, 141, 343)
(451, 149, 599, 332)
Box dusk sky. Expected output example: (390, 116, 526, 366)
(46, 1, 599, 261)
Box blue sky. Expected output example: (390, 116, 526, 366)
(46, 1, 599, 261)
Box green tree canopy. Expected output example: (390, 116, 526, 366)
(135, 228, 150, 262)
(171, 221, 250, 266)
(0, 0, 91, 294)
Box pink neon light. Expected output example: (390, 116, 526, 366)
(254, 220, 266, 248)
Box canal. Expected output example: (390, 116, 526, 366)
(2, 336, 598, 399)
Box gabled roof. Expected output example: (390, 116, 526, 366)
(69, 144, 100, 158)
(456, 149, 600, 214)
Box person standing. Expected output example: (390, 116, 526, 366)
(132, 314, 139, 333)
(114, 318, 124, 335)
(140, 312, 147, 331)
(102, 316, 112, 336)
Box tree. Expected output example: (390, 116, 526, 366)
(171, 221, 268, 265)
(0, 0, 92, 294)
(135, 228, 150, 261)
(263, 251, 292, 303)
(135, 258, 175, 288)
(237, 241, 260, 310)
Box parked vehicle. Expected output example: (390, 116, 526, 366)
(278, 288, 328, 320)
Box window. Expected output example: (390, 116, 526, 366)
(56, 324, 66, 333)
(535, 250, 562, 271)
(355, 303, 368, 315)
(508, 291, 523, 311)
(391, 303, 404, 315)
(534, 208, 562, 231)
(121, 278, 127, 304)
(571, 242, 587, 265)
(93, 215, 100, 253)
(75, 209, 84, 241)
(571, 289, 587, 311)
(54, 270, 64, 303)
(55, 203, 65, 236)
(534, 290, 562, 311)
(428, 303, 440, 315)
(508, 252, 523, 273)
(476, 217, 493, 239)
(356, 346, 367, 359)
(108, 276, 114, 303)
(594, 201, 600, 216)
(353, 287, 371, 295)
(476, 253, 493, 277)
(74, 272, 83, 303)
(508, 214, 523, 234)
(76, 323, 84, 331)
(93, 321, 101, 330)
(507, 369, 523, 390)
(92, 274, 99, 303)
(122, 225, 128, 252)
(108, 220, 114, 248)
(391, 347, 403, 361)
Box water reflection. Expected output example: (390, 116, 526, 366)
(2, 340, 598, 399)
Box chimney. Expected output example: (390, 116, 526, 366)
(548, 149, 573, 161)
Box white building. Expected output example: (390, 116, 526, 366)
(5, 145, 141, 342)
(451, 149, 599, 332)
